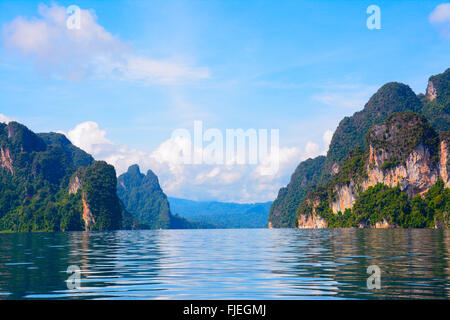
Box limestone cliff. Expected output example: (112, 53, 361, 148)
(298, 112, 450, 228)
(69, 174, 96, 231)
(0, 147, 13, 174)
(0, 122, 127, 232)
(330, 113, 443, 214)
(426, 80, 438, 101)
(68, 161, 124, 231)
(297, 199, 328, 229)
(273, 68, 450, 229)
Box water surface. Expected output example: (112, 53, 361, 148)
(0, 229, 449, 299)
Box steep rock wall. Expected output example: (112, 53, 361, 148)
(69, 174, 95, 231)
(298, 199, 328, 229)
(331, 142, 448, 214)
(0, 147, 13, 174)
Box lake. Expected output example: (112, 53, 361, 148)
(0, 229, 449, 299)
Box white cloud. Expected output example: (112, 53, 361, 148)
(0, 114, 12, 124)
(253, 145, 301, 179)
(323, 130, 333, 149)
(67, 121, 113, 155)
(430, 3, 450, 23)
(61, 120, 304, 203)
(61, 121, 339, 203)
(2, 4, 209, 84)
(430, 3, 450, 39)
(304, 141, 320, 159)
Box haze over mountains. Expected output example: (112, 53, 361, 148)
(168, 198, 271, 229)
(1, 68, 449, 232)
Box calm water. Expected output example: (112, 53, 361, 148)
(0, 229, 449, 300)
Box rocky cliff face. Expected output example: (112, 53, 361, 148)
(331, 183, 359, 214)
(0, 147, 13, 174)
(0, 121, 124, 232)
(426, 80, 438, 101)
(297, 199, 328, 229)
(281, 68, 450, 229)
(69, 174, 96, 231)
(330, 113, 444, 214)
(298, 213, 328, 229)
(68, 161, 124, 231)
(440, 141, 449, 185)
(297, 112, 450, 229)
(331, 144, 444, 213)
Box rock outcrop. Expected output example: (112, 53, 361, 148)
(277, 68, 450, 229)
(268, 156, 326, 228)
(69, 174, 96, 231)
(68, 161, 124, 231)
(0, 120, 125, 232)
(297, 213, 328, 229)
(81, 196, 96, 231)
(426, 80, 438, 101)
(330, 113, 443, 214)
(0, 147, 13, 174)
(297, 112, 450, 229)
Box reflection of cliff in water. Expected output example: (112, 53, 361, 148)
(1, 229, 449, 299)
(0, 232, 73, 299)
(268, 229, 450, 299)
(62, 230, 165, 299)
(329, 229, 450, 299)
(0, 231, 165, 299)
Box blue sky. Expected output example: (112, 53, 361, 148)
(0, 1, 449, 202)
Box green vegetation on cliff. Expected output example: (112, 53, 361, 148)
(270, 68, 450, 228)
(351, 184, 411, 227)
(117, 165, 172, 229)
(75, 161, 124, 231)
(0, 122, 125, 232)
(300, 182, 448, 229)
(268, 156, 325, 227)
(367, 112, 440, 169)
(421, 68, 450, 132)
(297, 112, 450, 229)
(325, 82, 423, 173)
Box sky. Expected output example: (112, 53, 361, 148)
(0, 0, 449, 203)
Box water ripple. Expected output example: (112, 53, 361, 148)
(0, 229, 449, 299)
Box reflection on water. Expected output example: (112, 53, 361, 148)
(0, 229, 449, 299)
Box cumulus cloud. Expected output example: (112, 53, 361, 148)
(301, 129, 334, 160)
(304, 141, 320, 159)
(2, 3, 209, 83)
(430, 3, 450, 39)
(66, 121, 112, 155)
(61, 121, 304, 202)
(323, 130, 333, 149)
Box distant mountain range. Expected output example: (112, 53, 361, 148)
(168, 197, 272, 229)
(116, 164, 271, 229)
